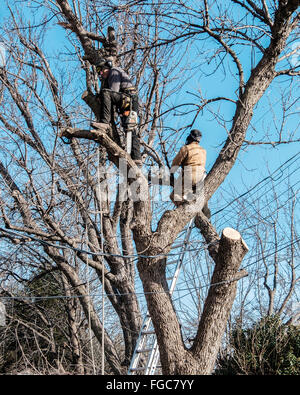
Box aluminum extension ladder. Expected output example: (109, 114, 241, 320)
(128, 219, 194, 375)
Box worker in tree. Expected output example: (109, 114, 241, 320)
(95, 58, 142, 164)
(170, 129, 211, 218)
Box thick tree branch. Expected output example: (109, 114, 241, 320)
(60, 125, 153, 241)
(56, 0, 98, 62)
(194, 212, 220, 261)
(205, 0, 299, 200)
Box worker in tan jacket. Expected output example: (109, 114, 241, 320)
(170, 129, 211, 217)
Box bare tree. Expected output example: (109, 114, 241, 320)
(0, 267, 87, 374)
(0, 0, 299, 375)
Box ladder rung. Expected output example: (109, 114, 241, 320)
(136, 348, 153, 353)
(142, 330, 155, 335)
(167, 260, 178, 265)
(171, 243, 186, 249)
(130, 367, 146, 372)
(151, 365, 162, 370)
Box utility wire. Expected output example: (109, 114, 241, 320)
(0, 227, 216, 259)
(211, 151, 300, 220)
(1, 237, 298, 302)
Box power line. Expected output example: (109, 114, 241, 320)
(213, 171, 300, 236)
(0, 227, 216, 259)
(0, 275, 244, 301)
(1, 237, 298, 302)
(241, 237, 300, 271)
(172, 244, 300, 293)
(211, 151, 300, 218)
(0, 147, 299, 315)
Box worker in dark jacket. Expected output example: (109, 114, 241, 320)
(170, 129, 211, 218)
(95, 58, 141, 163)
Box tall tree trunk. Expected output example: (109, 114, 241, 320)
(138, 228, 248, 374)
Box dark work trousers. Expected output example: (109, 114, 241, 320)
(99, 89, 139, 123)
(99, 89, 141, 160)
(99, 89, 122, 124)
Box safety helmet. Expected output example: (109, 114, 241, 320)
(95, 58, 113, 73)
(189, 129, 202, 142)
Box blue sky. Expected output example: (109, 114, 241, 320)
(0, 0, 299, 332)
(0, 1, 299, 216)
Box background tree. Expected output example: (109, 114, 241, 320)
(0, 0, 299, 374)
(0, 258, 97, 374)
(215, 315, 300, 375)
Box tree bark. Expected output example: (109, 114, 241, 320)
(137, 228, 248, 375)
(1, 0, 298, 376)
(204, 0, 299, 200)
(191, 228, 248, 374)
